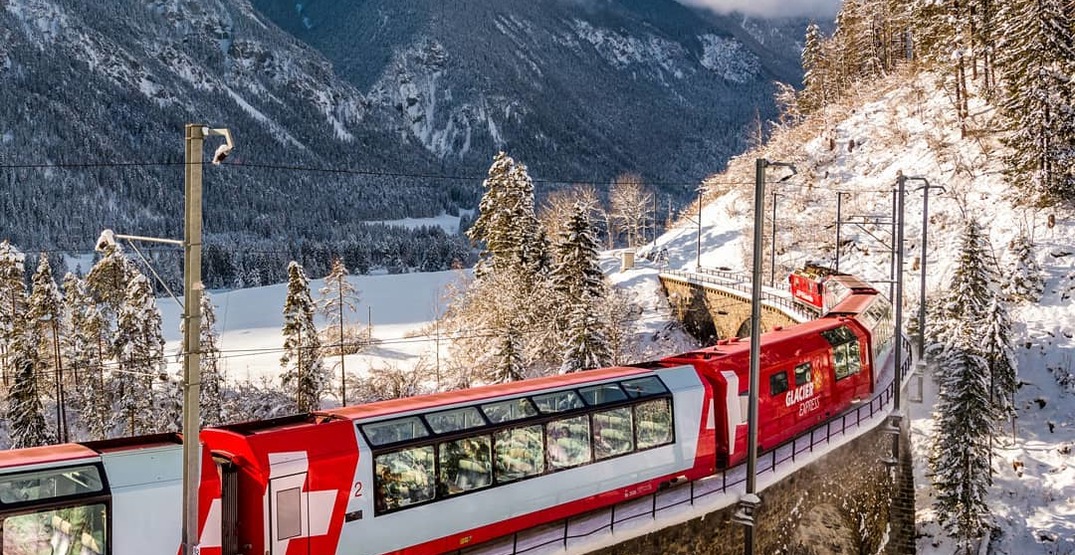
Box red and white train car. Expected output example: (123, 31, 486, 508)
(0, 274, 893, 555)
(198, 364, 713, 555)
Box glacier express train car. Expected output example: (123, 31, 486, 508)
(198, 364, 714, 555)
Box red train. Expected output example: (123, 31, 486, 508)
(0, 276, 893, 555)
(789, 264, 879, 315)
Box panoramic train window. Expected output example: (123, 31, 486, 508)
(621, 377, 668, 398)
(593, 407, 634, 460)
(795, 363, 813, 386)
(362, 417, 429, 447)
(547, 416, 592, 469)
(2, 503, 107, 555)
(635, 399, 674, 449)
(823, 326, 863, 381)
(481, 398, 538, 424)
(0, 465, 103, 504)
(373, 446, 435, 512)
(438, 437, 493, 496)
(494, 425, 545, 483)
(426, 406, 486, 434)
(533, 390, 585, 414)
(579, 383, 628, 406)
(769, 371, 789, 396)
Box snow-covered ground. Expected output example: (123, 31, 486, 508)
(158, 69, 1073, 553)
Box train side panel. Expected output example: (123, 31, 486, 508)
(99, 443, 183, 554)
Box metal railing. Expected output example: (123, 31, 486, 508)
(459, 377, 900, 555)
(660, 269, 816, 322)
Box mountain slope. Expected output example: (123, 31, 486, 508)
(251, 0, 811, 188)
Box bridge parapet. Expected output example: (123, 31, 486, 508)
(659, 270, 805, 341)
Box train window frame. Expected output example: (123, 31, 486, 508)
(1, 501, 109, 555)
(276, 487, 302, 540)
(0, 465, 104, 505)
(769, 371, 789, 396)
(532, 390, 585, 414)
(621, 376, 668, 398)
(361, 416, 430, 448)
(373, 445, 436, 513)
(578, 383, 628, 406)
(425, 406, 488, 435)
(481, 397, 538, 424)
(592, 406, 634, 460)
(546, 415, 592, 470)
(366, 374, 676, 515)
(493, 425, 546, 484)
(794, 363, 813, 386)
(437, 436, 493, 497)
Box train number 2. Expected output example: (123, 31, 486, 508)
(353, 482, 364, 498)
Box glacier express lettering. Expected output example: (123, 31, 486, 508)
(784, 382, 815, 407)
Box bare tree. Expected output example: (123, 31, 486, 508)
(609, 174, 653, 248)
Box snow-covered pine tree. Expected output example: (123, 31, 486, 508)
(199, 292, 225, 427)
(799, 22, 829, 113)
(467, 152, 549, 279)
(280, 261, 326, 413)
(491, 323, 526, 384)
(929, 317, 996, 549)
(319, 257, 360, 405)
(86, 242, 137, 323)
(538, 185, 602, 250)
(62, 273, 109, 440)
(1003, 231, 1044, 303)
(942, 218, 996, 327)
(111, 274, 165, 436)
(982, 292, 1018, 417)
(553, 204, 611, 373)
(996, 0, 1075, 203)
(6, 324, 52, 449)
(27, 253, 68, 442)
(0, 240, 28, 387)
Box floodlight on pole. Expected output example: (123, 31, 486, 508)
(742, 158, 795, 555)
(182, 124, 233, 555)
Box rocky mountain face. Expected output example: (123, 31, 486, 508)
(253, 0, 815, 189)
(0, 0, 819, 270)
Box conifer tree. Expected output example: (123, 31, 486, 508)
(491, 323, 526, 384)
(1004, 232, 1044, 303)
(929, 319, 996, 548)
(943, 219, 995, 325)
(6, 325, 52, 448)
(982, 293, 1018, 416)
(280, 261, 326, 413)
(468, 152, 549, 279)
(111, 275, 165, 436)
(86, 242, 137, 323)
(28, 253, 68, 442)
(319, 257, 360, 405)
(199, 292, 225, 427)
(62, 273, 109, 440)
(0, 240, 27, 387)
(553, 205, 611, 373)
(799, 22, 828, 113)
(997, 0, 1075, 203)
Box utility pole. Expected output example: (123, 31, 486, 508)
(182, 124, 232, 555)
(769, 191, 782, 287)
(890, 172, 907, 464)
(835, 192, 849, 272)
(696, 187, 702, 269)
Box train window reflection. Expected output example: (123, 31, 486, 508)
(546, 416, 591, 469)
(794, 363, 813, 386)
(0, 465, 103, 505)
(362, 417, 430, 447)
(532, 391, 584, 414)
(769, 371, 789, 396)
(593, 407, 633, 460)
(438, 437, 492, 496)
(373, 446, 435, 512)
(426, 407, 486, 435)
(635, 399, 673, 449)
(494, 426, 545, 483)
(2, 503, 107, 555)
(579, 383, 627, 406)
(481, 398, 538, 424)
(621, 377, 668, 398)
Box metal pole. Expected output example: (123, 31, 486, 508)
(744, 158, 767, 555)
(770, 191, 778, 287)
(697, 188, 702, 269)
(889, 189, 897, 301)
(835, 192, 846, 272)
(917, 183, 931, 358)
(182, 124, 205, 555)
(892, 173, 906, 457)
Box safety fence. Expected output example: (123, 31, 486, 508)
(660, 268, 816, 322)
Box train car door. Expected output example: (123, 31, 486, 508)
(268, 470, 309, 555)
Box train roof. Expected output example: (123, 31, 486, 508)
(321, 365, 657, 423)
(0, 443, 98, 471)
(661, 315, 865, 367)
(826, 274, 878, 292)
